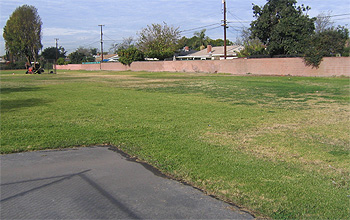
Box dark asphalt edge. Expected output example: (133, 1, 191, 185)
(103, 144, 259, 219)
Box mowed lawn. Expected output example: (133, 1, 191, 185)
(1, 69, 349, 219)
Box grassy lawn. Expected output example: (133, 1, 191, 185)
(1, 69, 349, 219)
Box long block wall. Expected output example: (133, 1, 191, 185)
(57, 57, 350, 77)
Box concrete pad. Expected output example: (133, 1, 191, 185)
(1, 146, 254, 219)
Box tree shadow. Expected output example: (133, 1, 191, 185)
(0, 87, 44, 94)
(0, 98, 50, 112)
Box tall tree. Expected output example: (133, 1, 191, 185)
(3, 5, 42, 64)
(137, 23, 180, 60)
(250, 0, 315, 56)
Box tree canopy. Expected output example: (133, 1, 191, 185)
(3, 5, 42, 64)
(41, 47, 67, 60)
(250, 0, 315, 56)
(110, 37, 135, 54)
(68, 47, 97, 64)
(178, 29, 233, 51)
(118, 46, 144, 66)
(304, 26, 349, 67)
(137, 23, 180, 60)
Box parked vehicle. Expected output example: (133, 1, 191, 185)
(26, 62, 44, 74)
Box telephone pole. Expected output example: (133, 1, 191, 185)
(98, 25, 105, 68)
(54, 38, 59, 74)
(222, 0, 227, 59)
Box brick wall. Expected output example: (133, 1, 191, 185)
(57, 57, 350, 77)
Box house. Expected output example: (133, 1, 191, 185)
(95, 54, 119, 62)
(176, 45, 244, 60)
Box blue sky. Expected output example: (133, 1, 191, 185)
(1, 0, 350, 55)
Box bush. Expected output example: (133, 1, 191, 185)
(304, 26, 349, 68)
(118, 47, 144, 66)
(237, 38, 266, 58)
(57, 57, 66, 65)
(0, 61, 26, 70)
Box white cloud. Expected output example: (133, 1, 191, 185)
(1, 0, 350, 55)
(43, 27, 95, 37)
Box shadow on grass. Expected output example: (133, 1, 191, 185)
(0, 87, 44, 94)
(0, 98, 50, 112)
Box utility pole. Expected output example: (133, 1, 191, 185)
(98, 25, 105, 69)
(54, 38, 59, 74)
(222, 0, 227, 59)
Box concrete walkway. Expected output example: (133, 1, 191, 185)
(1, 146, 254, 219)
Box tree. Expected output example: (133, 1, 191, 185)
(68, 51, 86, 64)
(304, 26, 349, 67)
(137, 23, 180, 60)
(118, 47, 144, 66)
(90, 48, 98, 56)
(315, 11, 334, 33)
(194, 29, 209, 50)
(250, 0, 315, 56)
(57, 57, 66, 65)
(41, 47, 67, 60)
(237, 38, 266, 57)
(208, 39, 233, 47)
(343, 39, 350, 57)
(236, 27, 253, 45)
(67, 47, 97, 63)
(177, 31, 233, 51)
(110, 37, 135, 53)
(3, 5, 42, 64)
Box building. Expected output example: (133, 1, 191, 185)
(95, 54, 119, 62)
(176, 45, 244, 60)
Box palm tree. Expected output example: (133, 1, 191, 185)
(194, 29, 209, 50)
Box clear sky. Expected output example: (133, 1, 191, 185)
(1, 0, 350, 55)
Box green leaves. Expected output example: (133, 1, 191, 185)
(250, 0, 315, 56)
(41, 47, 67, 60)
(304, 26, 349, 68)
(68, 47, 98, 64)
(137, 23, 180, 60)
(249, 0, 350, 68)
(118, 47, 144, 66)
(3, 5, 42, 64)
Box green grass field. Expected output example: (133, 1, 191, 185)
(1, 69, 349, 219)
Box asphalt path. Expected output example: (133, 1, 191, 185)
(1, 146, 254, 219)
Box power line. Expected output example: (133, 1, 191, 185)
(180, 23, 221, 34)
(104, 34, 123, 43)
(316, 13, 350, 19)
(227, 10, 250, 28)
(328, 13, 350, 18)
(80, 40, 100, 48)
(333, 18, 350, 22)
(206, 26, 222, 31)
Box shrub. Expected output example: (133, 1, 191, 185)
(118, 47, 144, 66)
